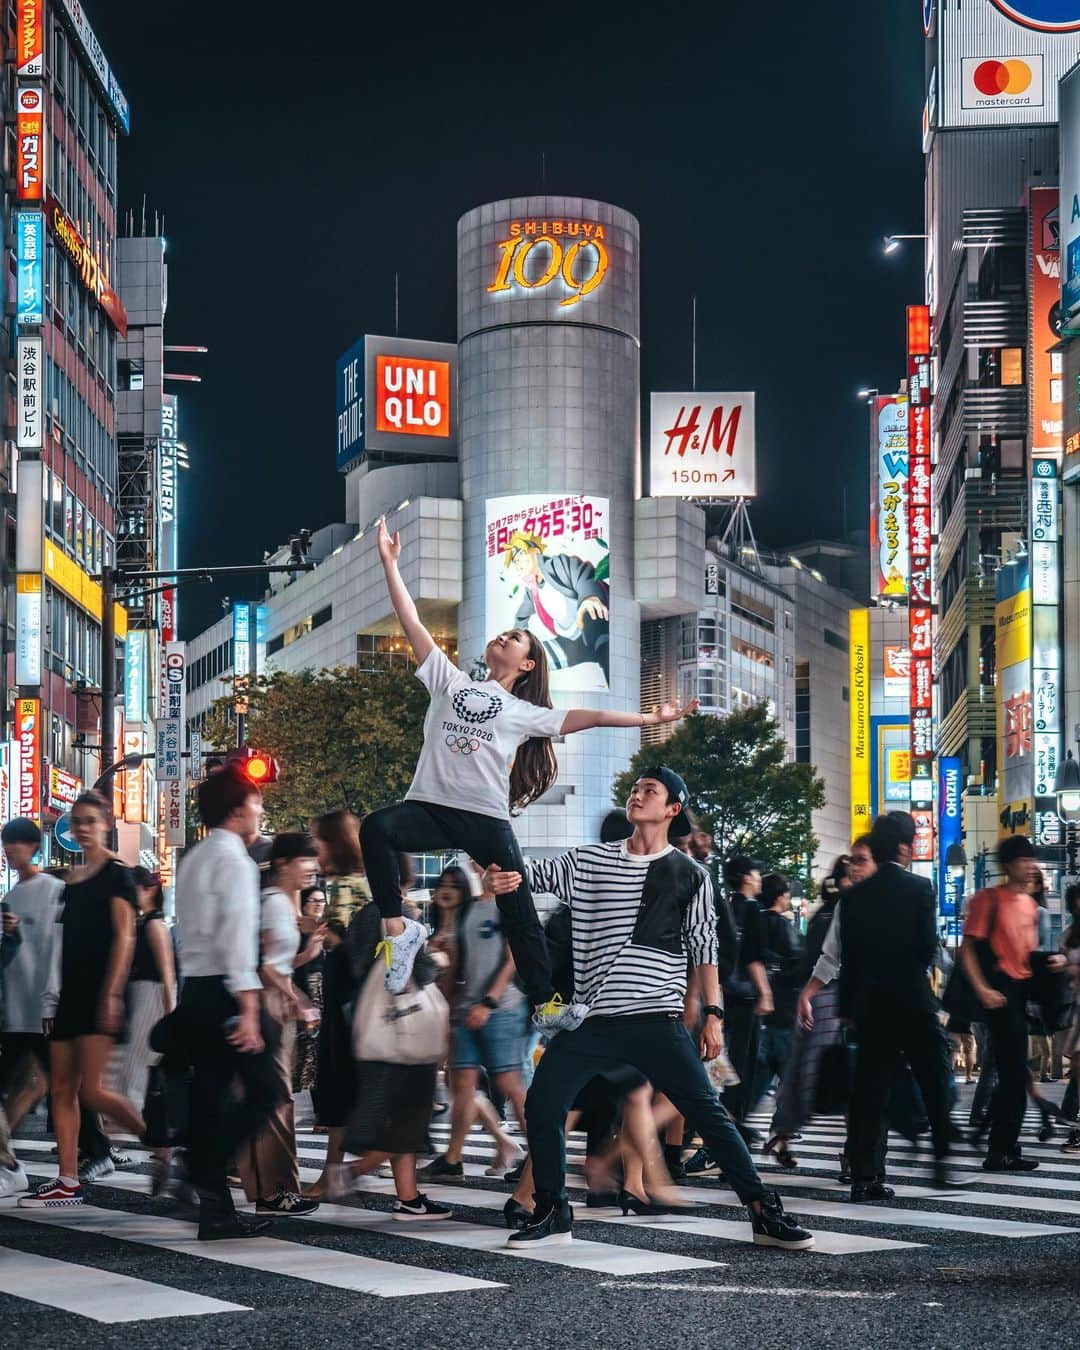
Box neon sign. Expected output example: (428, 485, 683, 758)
(487, 220, 609, 309)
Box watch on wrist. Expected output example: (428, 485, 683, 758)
(481, 995, 498, 1011)
(703, 1004, 724, 1020)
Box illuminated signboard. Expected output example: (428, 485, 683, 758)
(335, 335, 456, 472)
(996, 558, 1033, 839)
(907, 305, 934, 830)
(45, 192, 127, 336)
(124, 630, 146, 724)
(487, 219, 609, 310)
(649, 393, 756, 499)
(17, 697, 40, 823)
(1062, 66, 1080, 320)
(1029, 188, 1062, 456)
(15, 574, 42, 686)
(961, 54, 1045, 112)
(486, 493, 610, 694)
(870, 395, 909, 596)
(1030, 455, 1061, 847)
(123, 728, 145, 824)
(990, 1, 1080, 30)
(938, 756, 962, 915)
(47, 765, 80, 813)
(374, 355, 450, 437)
(17, 1, 43, 77)
(16, 86, 44, 202)
(17, 336, 42, 449)
(884, 645, 911, 700)
(17, 211, 44, 326)
(850, 609, 871, 838)
(58, 0, 130, 133)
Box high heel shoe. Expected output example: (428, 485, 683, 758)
(763, 1134, 798, 1169)
(618, 1189, 682, 1217)
(503, 1197, 532, 1229)
(585, 1190, 621, 1208)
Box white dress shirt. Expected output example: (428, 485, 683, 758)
(175, 827, 261, 995)
(260, 886, 299, 977)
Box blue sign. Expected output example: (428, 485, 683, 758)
(255, 604, 269, 676)
(1067, 233, 1080, 319)
(233, 602, 251, 679)
(124, 630, 146, 724)
(938, 756, 963, 916)
(54, 813, 79, 853)
(336, 337, 365, 471)
(991, 1, 1080, 31)
(16, 212, 43, 327)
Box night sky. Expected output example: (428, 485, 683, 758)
(93, 2, 926, 639)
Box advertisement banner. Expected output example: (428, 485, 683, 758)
(156, 643, 186, 782)
(486, 494, 610, 693)
(16, 211, 44, 326)
(17, 0, 44, 76)
(884, 645, 911, 700)
(938, 756, 963, 915)
(17, 335, 42, 450)
(849, 609, 871, 839)
(996, 560, 1033, 838)
(1062, 65, 1080, 319)
(123, 728, 145, 824)
(233, 603, 251, 682)
(124, 630, 146, 724)
(159, 396, 177, 586)
(869, 395, 909, 597)
(16, 86, 43, 202)
(873, 720, 912, 811)
(47, 765, 80, 813)
(374, 355, 451, 438)
(255, 605, 269, 677)
(16, 698, 40, 823)
(45, 192, 127, 336)
(649, 393, 756, 498)
(907, 306, 934, 814)
(1029, 186, 1063, 456)
(15, 574, 42, 686)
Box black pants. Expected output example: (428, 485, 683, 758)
(722, 999, 760, 1125)
(176, 977, 283, 1222)
(526, 1014, 766, 1209)
(984, 979, 1030, 1158)
(360, 801, 553, 1006)
(848, 1005, 952, 1184)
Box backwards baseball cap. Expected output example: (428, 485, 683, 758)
(1, 817, 41, 847)
(636, 765, 692, 838)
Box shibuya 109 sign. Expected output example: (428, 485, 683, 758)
(649, 393, 756, 498)
(487, 219, 609, 310)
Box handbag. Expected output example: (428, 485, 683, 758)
(352, 943, 449, 1066)
(941, 889, 1000, 1025)
(1028, 951, 1073, 1034)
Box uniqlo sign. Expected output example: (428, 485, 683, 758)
(374, 356, 451, 438)
(16, 86, 44, 202)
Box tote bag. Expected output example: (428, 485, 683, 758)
(352, 958, 449, 1066)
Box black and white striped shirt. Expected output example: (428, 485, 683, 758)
(526, 841, 718, 1019)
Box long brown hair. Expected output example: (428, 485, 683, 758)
(508, 632, 559, 811)
(313, 809, 364, 876)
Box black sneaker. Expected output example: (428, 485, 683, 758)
(255, 1188, 320, 1216)
(837, 1152, 853, 1184)
(198, 1215, 272, 1241)
(750, 1192, 814, 1250)
(851, 1180, 896, 1202)
(393, 1193, 452, 1221)
(506, 1198, 573, 1247)
(418, 1154, 464, 1179)
(682, 1147, 722, 1177)
(982, 1153, 1039, 1173)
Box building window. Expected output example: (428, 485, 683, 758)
(823, 628, 848, 653)
(117, 358, 144, 391)
(794, 660, 810, 764)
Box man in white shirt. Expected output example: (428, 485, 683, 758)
(174, 765, 283, 1240)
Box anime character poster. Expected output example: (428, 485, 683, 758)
(485, 494, 610, 693)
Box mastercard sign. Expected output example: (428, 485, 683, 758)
(962, 54, 1044, 109)
(990, 1, 1080, 31)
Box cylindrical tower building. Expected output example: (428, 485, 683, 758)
(457, 196, 641, 850)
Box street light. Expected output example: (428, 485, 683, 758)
(883, 233, 928, 255)
(857, 387, 879, 400)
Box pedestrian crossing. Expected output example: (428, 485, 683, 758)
(3, 1107, 1080, 1325)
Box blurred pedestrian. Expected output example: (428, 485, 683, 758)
(313, 810, 370, 927)
(750, 873, 805, 1113)
(292, 885, 328, 1095)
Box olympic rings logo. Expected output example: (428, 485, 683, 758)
(445, 734, 481, 755)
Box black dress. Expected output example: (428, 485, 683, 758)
(52, 859, 138, 1042)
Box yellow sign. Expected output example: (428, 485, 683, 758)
(487, 220, 609, 309)
(887, 748, 911, 784)
(43, 540, 127, 637)
(995, 586, 1031, 669)
(849, 608, 871, 839)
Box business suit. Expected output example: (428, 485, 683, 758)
(838, 862, 951, 1184)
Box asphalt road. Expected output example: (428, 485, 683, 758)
(2, 1087, 1079, 1350)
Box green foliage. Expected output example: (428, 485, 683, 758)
(201, 664, 427, 830)
(613, 702, 825, 888)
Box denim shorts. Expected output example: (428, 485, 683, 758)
(452, 1004, 529, 1075)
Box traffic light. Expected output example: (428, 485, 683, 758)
(203, 747, 280, 784)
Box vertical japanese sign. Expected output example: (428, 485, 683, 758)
(938, 756, 962, 917)
(15, 574, 42, 686)
(124, 630, 146, 724)
(849, 609, 871, 839)
(233, 602, 251, 712)
(16, 698, 40, 824)
(123, 728, 145, 824)
(996, 558, 1033, 841)
(17, 0, 44, 77)
(255, 604, 269, 677)
(906, 305, 934, 859)
(17, 336, 42, 448)
(869, 395, 909, 597)
(157, 643, 186, 847)
(16, 211, 44, 326)
(159, 396, 178, 638)
(16, 86, 43, 202)
(1029, 186, 1062, 458)
(1031, 459, 1062, 851)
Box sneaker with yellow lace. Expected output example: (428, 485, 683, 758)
(532, 994, 589, 1034)
(379, 917, 428, 994)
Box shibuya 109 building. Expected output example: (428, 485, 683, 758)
(185, 196, 855, 866)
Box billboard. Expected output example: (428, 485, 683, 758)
(649, 393, 756, 498)
(336, 335, 457, 472)
(869, 395, 909, 597)
(16, 698, 40, 823)
(907, 306, 934, 817)
(1062, 64, 1080, 319)
(16, 86, 43, 202)
(1031, 458, 1062, 837)
(1029, 186, 1063, 455)
(17, 336, 42, 449)
(46, 192, 127, 336)
(884, 645, 911, 699)
(16, 211, 43, 327)
(936, 0, 1080, 128)
(486, 494, 610, 693)
(939, 756, 963, 915)
(873, 720, 912, 810)
(996, 558, 1033, 837)
(124, 630, 146, 724)
(486, 219, 610, 311)
(17, 0, 44, 77)
(123, 728, 145, 825)
(15, 574, 42, 686)
(48, 765, 80, 813)
(850, 609, 871, 839)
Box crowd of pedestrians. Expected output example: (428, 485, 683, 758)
(1, 516, 1078, 1259)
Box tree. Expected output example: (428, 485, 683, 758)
(200, 664, 428, 829)
(613, 703, 825, 888)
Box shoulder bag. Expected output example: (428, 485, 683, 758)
(352, 929, 449, 1065)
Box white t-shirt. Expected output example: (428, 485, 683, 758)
(260, 886, 299, 977)
(406, 647, 566, 820)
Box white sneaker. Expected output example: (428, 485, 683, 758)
(384, 918, 428, 994)
(486, 1143, 526, 1177)
(532, 997, 590, 1035)
(0, 1162, 29, 1198)
(327, 1163, 358, 1201)
(376, 1162, 394, 1178)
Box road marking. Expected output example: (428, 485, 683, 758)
(595, 1281, 896, 1299)
(3, 1201, 503, 1297)
(0, 1243, 250, 1321)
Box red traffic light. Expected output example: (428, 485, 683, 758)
(229, 747, 280, 785)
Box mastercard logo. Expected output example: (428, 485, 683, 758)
(972, 57, 1034, 95)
